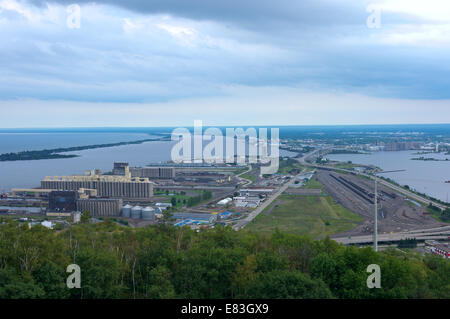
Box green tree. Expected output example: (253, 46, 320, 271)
(80, 211, 91, 224)
(246, 270, 333, 299)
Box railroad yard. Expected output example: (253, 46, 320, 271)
(316, 170, 443, 237)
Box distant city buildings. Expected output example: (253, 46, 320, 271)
(383, 142, 423, 151)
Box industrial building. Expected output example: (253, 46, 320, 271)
(130, 167, 175, 179)
(112, 162, 175, 179)
(155, 202, 172, 210)
(41, 169, 153, 198)
(233, 196, 261, 208)
(172, 212, 217, 224)
(217, 197, 232, 206)
(113, 162, 130, 175)
(76, 198, 123, 217)
(383, 142, 423, 151)
(48, 190, 78, 212)
(297, 171, 315, 181)
(218, 211, 232, 219)
(121, 205, 156, 221)
(239, 187, 274, 197)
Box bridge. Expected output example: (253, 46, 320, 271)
(333, 225, 450, 245)
(296, 148, 448, 211)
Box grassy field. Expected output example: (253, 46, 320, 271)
(303, 177, 324, 190)
(154, 190, 208, 209)
(332, 162, 358, 169)
(246, 194, 363, 238)
(240, 173, 256, 182)
(277, 158, 304, 175)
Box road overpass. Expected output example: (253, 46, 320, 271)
(334, 227, 450, 245)
(296, 148, 448, 211)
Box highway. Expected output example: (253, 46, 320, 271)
(232, 147, 448, 242)
(297, 148, 448, 211)
(232, 149, 323, 230)
(334, 226, 450, 245)
(232, 170, 303, 230)
(297, 147, 450, 245)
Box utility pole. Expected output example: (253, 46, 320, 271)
(371, 169, 405, 252)
(374, 176, 378, 252)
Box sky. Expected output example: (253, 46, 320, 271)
(0, 0, 449, 127)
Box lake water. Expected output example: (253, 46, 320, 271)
(0, 133, 296, 191)
(327, 151, 450, 203)
(0, 140, 176, 191)
(0, 132, 152, 153)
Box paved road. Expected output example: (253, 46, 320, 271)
(232, 171, 302, 230)
(297, 147, 450, 244)
(236, 165, 253, 187)
(297, 148, 448, 211)
(334, 228, 450, 245)
(231, 150, 320, 230)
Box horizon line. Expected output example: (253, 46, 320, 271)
(1, 123, 450, 130)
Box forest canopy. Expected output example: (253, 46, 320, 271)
(0, 217, 448, 299)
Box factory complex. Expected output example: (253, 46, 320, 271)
(41, 166, 153, 199)
(5, 161, 247, 228)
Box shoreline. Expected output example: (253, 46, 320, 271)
(0, 137, 168, 162)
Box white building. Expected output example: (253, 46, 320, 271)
(41, 221, 54, 229)
(217, 198, 232, 206)
(73, 211, 81, 223)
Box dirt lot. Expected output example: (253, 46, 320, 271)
(316, 170, 443, 237)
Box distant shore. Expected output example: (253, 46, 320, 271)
(411, 156, 450, 162)
(0, 137, 168, 162)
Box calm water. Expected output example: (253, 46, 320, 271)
(327, 151, 450, 203)
(0, 132, 151, 153)
(0, 133, 295, 191)
(0, 140, 176, 191)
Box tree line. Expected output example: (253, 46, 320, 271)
(0, 217, 448, 299)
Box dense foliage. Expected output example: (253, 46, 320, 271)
(0, 218, 448, 299)
(187, 191, 212, 207)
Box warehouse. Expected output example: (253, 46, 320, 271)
(48, 190, 78, 212)
(41, 169, 153, 198)
(130, 167, 176, 179)
(76, 198, 123, 217)
(172, 212, 217, 224)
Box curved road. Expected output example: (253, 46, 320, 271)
(298, 148, 448, 211)
(232, 170, 304, 230)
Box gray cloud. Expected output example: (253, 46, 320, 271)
(27, 0, 368, 28)
(1, 0, 449, 114)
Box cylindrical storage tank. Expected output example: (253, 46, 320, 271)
(142, 206, 155, 220)
(131, 206, 142, 219)
(122, 204, 132, 218)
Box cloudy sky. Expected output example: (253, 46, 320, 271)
(0, 0, 449, 127)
